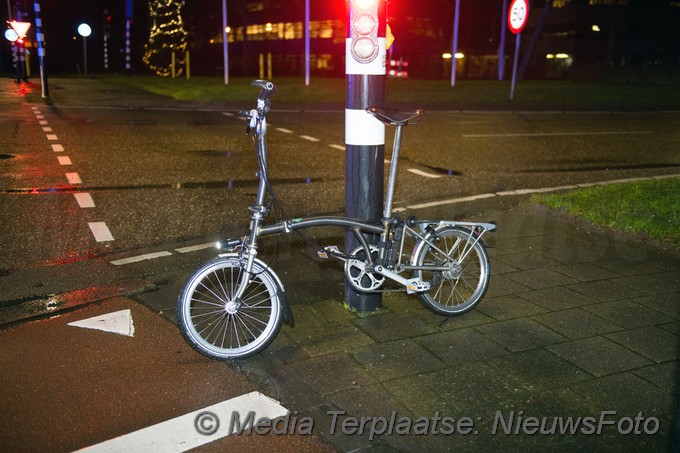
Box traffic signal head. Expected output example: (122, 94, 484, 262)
(349, 0, 381, 64)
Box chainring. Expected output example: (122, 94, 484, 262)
(344, 245, 385, 292)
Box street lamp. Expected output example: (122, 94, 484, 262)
(77, 23, 92, 75)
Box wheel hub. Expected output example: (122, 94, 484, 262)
(444, 263, 462, 279)
(225, 300, 240, 314)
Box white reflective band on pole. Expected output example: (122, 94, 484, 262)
(345, 109, 385, 146)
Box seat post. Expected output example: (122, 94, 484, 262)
(383, 123, 404, 219)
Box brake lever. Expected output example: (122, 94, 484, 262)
(241, 109, 257, 135)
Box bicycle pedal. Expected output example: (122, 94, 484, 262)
(406, 280, 430, 294)
(318, 245, 340, 259)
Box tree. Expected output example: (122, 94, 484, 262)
(143, 0, 188, 76)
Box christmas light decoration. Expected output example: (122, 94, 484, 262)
(143, 0, 188, 76)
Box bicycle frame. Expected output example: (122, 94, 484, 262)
(227, 81, 496, 300)
(178, 80, 497, 360)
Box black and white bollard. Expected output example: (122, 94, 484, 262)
(345, 0, 387, 312)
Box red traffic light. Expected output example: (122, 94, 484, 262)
(352, 0, 378, 11)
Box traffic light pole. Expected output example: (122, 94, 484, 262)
(345, 0, 387, 312)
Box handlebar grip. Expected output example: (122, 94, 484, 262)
(251, 79, 277, 93)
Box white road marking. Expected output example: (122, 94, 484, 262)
(79, 392, 288, 452)
(46, 134, 58, 140)
(68, 309, 135, 337)
(407, 168, 443, 179)
(110, 251, 173, 266)
(65, 172, 82, 184)
(35, 115, 44, 120)
(57, 156, 72, 165)
(176, 243, 215, 253)
(222, 111, 234, 117)
(39, 120, 48, 125)
(329, 144, 345, 150)
(407, 193, 496, 210)
(462, 130, 654, 138)
(276, 127, 293, 134)
(74, 193, 95, 208)
(300, 135, 320, 142)
(496, 185, 578, 196)
(404, 174, 680, 211)
(51, 144, 64, 152)
(88, 222, 115, 242)
(42, 126, 53, 132)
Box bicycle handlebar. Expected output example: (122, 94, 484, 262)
(251, 80, 277, 115)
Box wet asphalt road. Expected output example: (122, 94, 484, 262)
(1, 77, 678, 289)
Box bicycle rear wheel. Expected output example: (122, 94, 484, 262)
(413, 226, 490, 315)
(177, 256, 282, 360)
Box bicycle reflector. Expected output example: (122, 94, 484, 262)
(349, 0, 380, 64)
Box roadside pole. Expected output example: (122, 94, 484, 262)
(344, 0, 387, 312)
(508, 0, 529, 100)
(33, 2, 48, 98)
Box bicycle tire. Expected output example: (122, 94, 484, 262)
(177, 256, 282, 360)
(412, 226, 490, 316)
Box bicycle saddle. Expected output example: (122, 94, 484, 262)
(366, 106, 423, 126)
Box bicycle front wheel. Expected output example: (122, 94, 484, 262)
(413, 226, 490, 316)
(177, 256, 282, 360)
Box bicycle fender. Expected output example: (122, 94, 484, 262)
(216, 253, 294, 326)
(277, 286, 295, 327)
(252, 257, 294, 327)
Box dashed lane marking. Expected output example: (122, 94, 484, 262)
(176, 243, 216, 253)
(329, 144, 344, 150)
(74, 193, 95, 208)
(300, 135, 320, 142)
(79, 391, 288, 452)
(65, 172, 82, 184)
(88, 222, 115, 242)
(42, 126, 52, 132)
(275, 127, 293, 134)
(46, 134, 58, 140)
(51, 144, 64, 152)
(57, 156, 72, 165)
(110, 251, 173, 266)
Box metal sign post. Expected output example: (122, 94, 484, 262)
(507, 0, 529, 100)
(345, 0, 387, 312)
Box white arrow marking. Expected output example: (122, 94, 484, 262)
(79, 391, 288, 452)
(68, 309, 134, 337)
